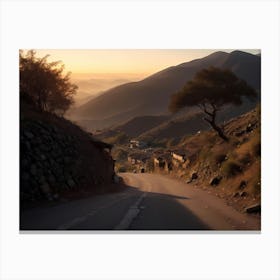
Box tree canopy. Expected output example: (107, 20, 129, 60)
(169, 67, 257, 141)
(20, 50, 78, 116)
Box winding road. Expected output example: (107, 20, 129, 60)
(20, 173, 260, 230)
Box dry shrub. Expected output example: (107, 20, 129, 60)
(221, 160, 242, 178)
(238, 152, 252, 166)
(233, 130, 260, 168)
(213, 153, 227, 166)
(245, 160, 261, 196)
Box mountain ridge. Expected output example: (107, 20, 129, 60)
(69, 51, 260, 130)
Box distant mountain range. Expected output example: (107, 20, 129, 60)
(69, 50, 260, 130)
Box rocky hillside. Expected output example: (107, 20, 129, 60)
(20, 102, 116, 206)
(154, 106, 261, 214)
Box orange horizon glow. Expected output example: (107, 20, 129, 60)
(30, 49, 260, 79)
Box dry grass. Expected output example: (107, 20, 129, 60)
(173, 106, 261, 213)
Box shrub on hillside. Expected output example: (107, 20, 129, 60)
(221, 160, 242, 178)
(214, 153, 227, 165)
(238, 152, 252, 166)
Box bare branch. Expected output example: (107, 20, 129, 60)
(203, 117, 212, 124)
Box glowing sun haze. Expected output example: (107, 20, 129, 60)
(34, 49, 260, 79)
(29, 49, 260, 104)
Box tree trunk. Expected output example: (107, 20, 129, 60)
(208, 120, 229, 142)
(203, 118, 229, 141)
(199, 103, 229, 142)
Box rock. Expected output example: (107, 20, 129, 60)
(239, 180, 247, 190)
(21, 159, 29, 167)
(56, 157, 63, 163)
(246, 123, 253, 132)
(40, 154, 47, 160)
(24, 131, 34, 139)
(67, 177, 76, 188)
(209, 176, 222, 186)
(40, 182, 51, 194)
(40, 144, 49, 152)
(30, 164, 37, 176)
(22, 172, 29, 181)
(48, 175, 56, 184)
(240, 191, 248, 197)
(25, 141, 31, 150)
(233, 192, 240, 198)
(191, 172, 198, 180)
(38, 175, 46, 184)
(245, 203, 261, 213)
(63, 156, 71, 164)
(113, 174, 120, 183)
(186, 172, 198, 183)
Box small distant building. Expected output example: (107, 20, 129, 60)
(128, 155, 137, 164)
(128, 153, 148, 165)
(154, 157, 165, 168)
(153, 153, 172, 172)
(129, 139, 147, 149)
(171, 150, 186, 163)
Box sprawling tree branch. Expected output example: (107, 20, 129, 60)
(169, 67, 257, 142)
(201, 102, 228, 141)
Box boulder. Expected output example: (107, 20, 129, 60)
(239, 180, 247, 190)
(22, 172, 29, 181)
(233, 192, 240, 198)
(24, 131, 34, 139)
(48, 175, 56, 184)
(191, 172, 198, 180)
(40, 154, 46, 160)
(209, 176, 222, 186)
(38, 175, 46, 184)
(240, 191, 248, 197)
(40, 182, 51, 194)
(246, 123, 253, 132)
(67, 177, 76, 188)
(245, 203, 261, 213)
(30, 164, 37, 176)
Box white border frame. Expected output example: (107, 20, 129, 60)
(1, 1, 280, 279)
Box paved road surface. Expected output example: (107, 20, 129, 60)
(20, 173, 260, 230)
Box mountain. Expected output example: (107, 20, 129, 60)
(70, 51, 260, 129)
(112, 115, 170, 138)
(137, 101, 259, 143)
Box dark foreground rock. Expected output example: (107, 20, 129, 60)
(245, 203, 261, 214)
(20, 110, 115, 205)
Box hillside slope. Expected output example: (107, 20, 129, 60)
(20, 102, 116, 207)
(112, 115, 169, 137)
(167, 107, 261, 213)
(70, 51, 260, 129)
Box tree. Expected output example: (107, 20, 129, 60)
(20, 50, 78, 116)
(169, 67, 257, 141)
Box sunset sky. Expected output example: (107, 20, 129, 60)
(34, 49, 260, 79)
(30, 49, 260, 102)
